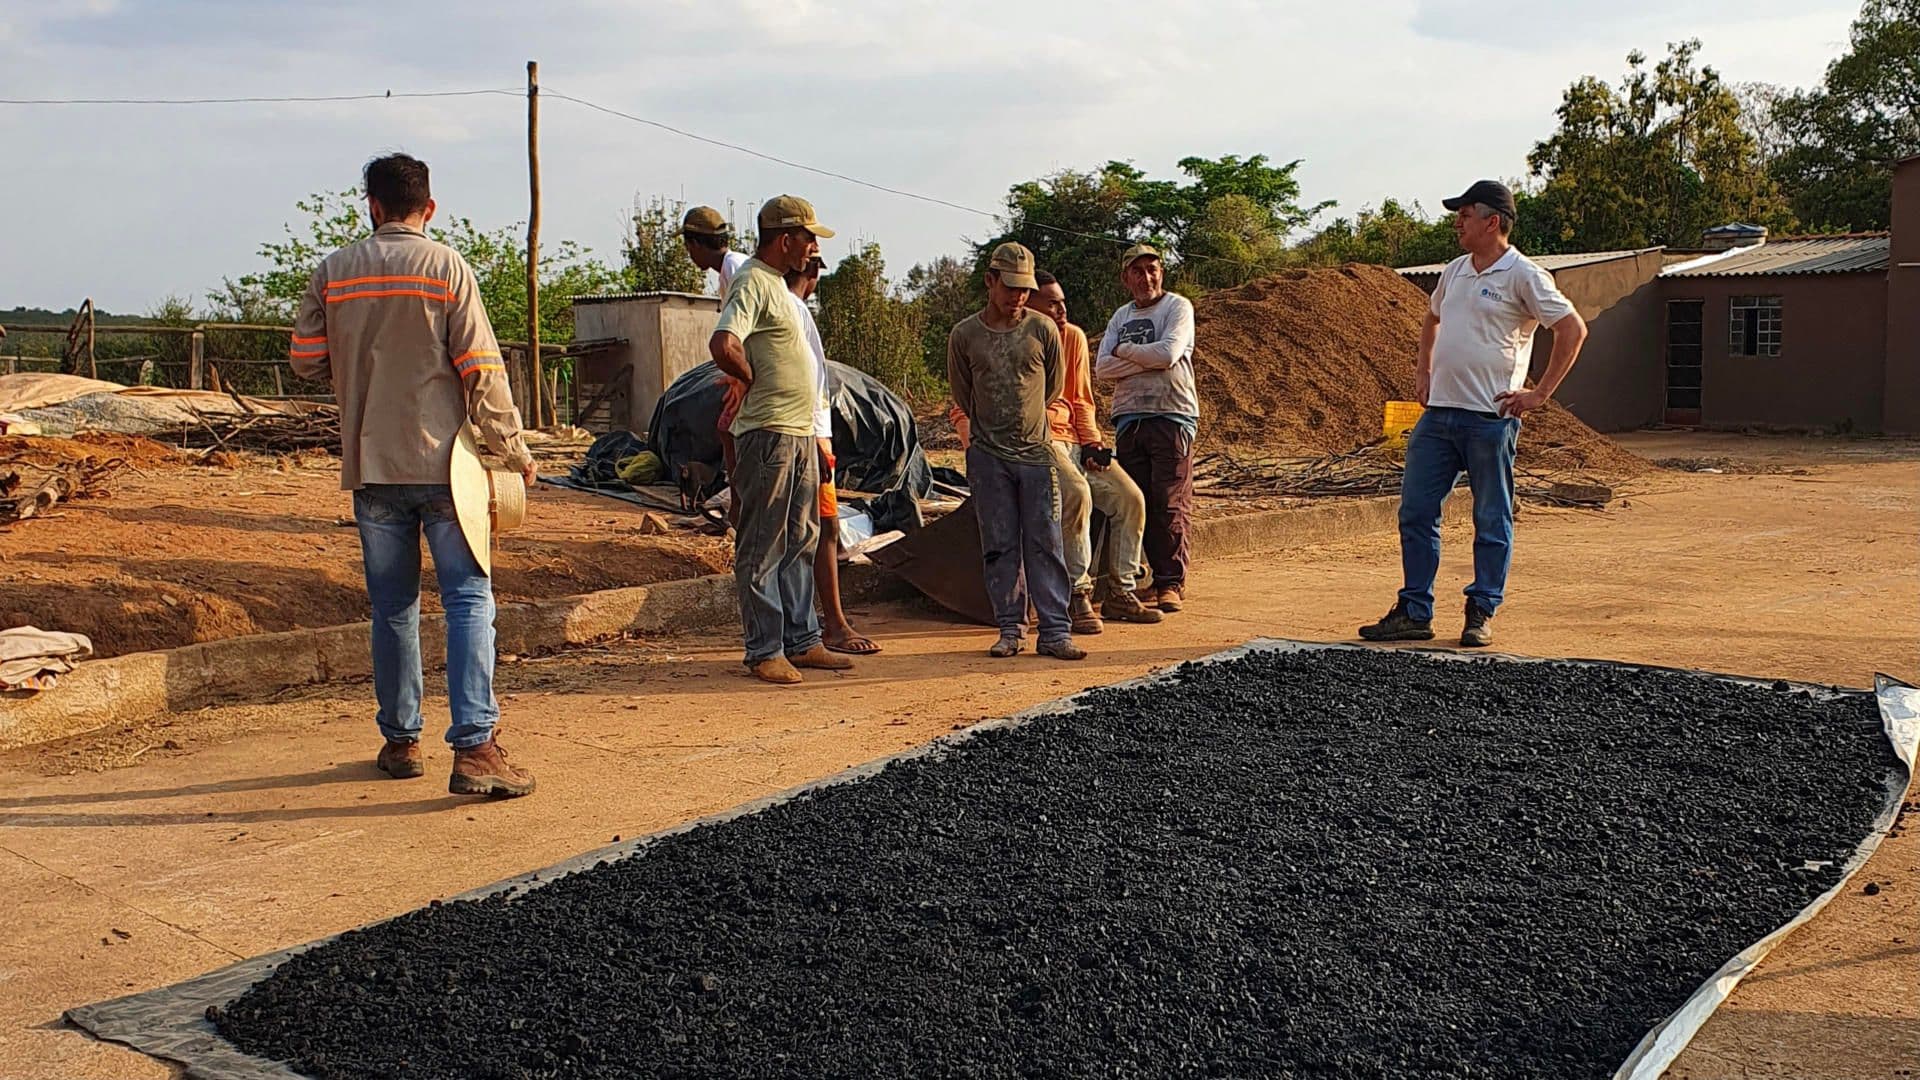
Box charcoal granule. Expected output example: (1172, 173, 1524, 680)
(215, 648, 1897, 1079)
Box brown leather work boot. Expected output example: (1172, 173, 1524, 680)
(1069, 590, 1104, 635)
(449, 737, 536, 798)
(749, 655, 804, 684)
(376, 739, 424, 779)
(1156, 585, 1185, 613)
(1101, 589, 1164, 624)
(787, 644, 854, 671)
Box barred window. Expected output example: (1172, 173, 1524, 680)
(1729, 296, 1782, 357)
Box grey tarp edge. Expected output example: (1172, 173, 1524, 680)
(62, 640, 1917, 1080)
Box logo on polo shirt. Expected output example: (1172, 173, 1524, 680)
(1478, 285, 1505, 303)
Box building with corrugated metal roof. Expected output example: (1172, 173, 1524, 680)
(1398, 155, 1917, 434)
(1658, 232, 1893, 431)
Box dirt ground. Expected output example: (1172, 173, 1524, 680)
(0, 432, 1914, 1078)
(0, 438, 729, 658)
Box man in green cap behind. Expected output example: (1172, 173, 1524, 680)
(708, 195, 853, 685)
(947, 242, 1085, 661)
(681, 205, 748, 295)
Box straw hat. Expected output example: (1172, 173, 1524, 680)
(449, 424, 526, 576)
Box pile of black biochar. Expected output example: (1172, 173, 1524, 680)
(215, 648, 1894, 1079)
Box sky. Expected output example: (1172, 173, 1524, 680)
(0, 0, 1864, 314)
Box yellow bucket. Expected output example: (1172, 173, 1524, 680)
(1383, 400, 1424, 450)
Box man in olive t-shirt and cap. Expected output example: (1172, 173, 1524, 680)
(708, 195, 854, 685)
(948, 242, 1085, 661)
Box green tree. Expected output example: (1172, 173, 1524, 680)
(1294, 198, 1459, 268)
(1527, 40, 1791, 250)
(432, 216, 626, 346)
(1770, 0, 1920, 230)
(1150, 154, 1332, 287)
(902, 255, 979, 379)
(218, 190, 626, 345)
(987, 164, 1149, 324)
(981, 155, 1330, 311)
(815, 242, 936, 401)
(625, 196, 708, 295)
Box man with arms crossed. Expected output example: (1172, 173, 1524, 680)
(1094, 244, 1198, 615)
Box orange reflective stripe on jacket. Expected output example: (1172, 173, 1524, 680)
(325, 287, 455, 304)
(452, 349, 502, 376)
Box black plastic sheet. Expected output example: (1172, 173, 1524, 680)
(647, 360, 934, 532)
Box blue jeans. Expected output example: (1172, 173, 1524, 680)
(1396, 407, 1520, 622)
(967, 445, 1073, 644)
(731, 429, 822, 663)
(354, 484, 499, 749)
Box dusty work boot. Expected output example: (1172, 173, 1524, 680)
(1101, 588, 1164, 624)
(788, 644, 854, 671)
(749, 656, 804, 685)
(1070, 590, 1104, 635)
(449, 737, 535, 798)
(1461, 601, 1495, 648)
(988, 635, 1025, 658)
(1359, 601, 1435, 642)
(1155, 585, 1185, 613)
(1036, 638, 1088, 661)
(375, 738, 424, 779)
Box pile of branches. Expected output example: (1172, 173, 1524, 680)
(180, 401, 341, 456)
(1194, 445, 1613, 509)
(0, 455, 127, 525)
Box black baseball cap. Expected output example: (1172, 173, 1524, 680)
(1442, 180, 1517, 219)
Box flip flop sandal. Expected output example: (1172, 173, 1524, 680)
(824, 636, 882, 655)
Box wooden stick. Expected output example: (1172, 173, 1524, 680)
(526, 59, 544, 429)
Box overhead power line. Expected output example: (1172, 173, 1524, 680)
(543, 87, 1272, 269)
(2, 80, 1272, 269)
(0, 88, 519, 105)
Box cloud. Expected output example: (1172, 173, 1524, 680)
(0, 0, 1866, 311)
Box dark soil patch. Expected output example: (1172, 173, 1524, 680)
(213, 648, 1893, 1079)
(1654, 456, 1808, 476)
(0, 464, 731, 657)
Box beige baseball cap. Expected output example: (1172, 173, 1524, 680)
(757, 195, 836, 238)
(1120, 242, 1162, 270)
(988, 241, 1039, 290)
(681, 205, 728, 237)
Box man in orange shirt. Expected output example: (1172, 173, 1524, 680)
(952, 271, 1159, 634)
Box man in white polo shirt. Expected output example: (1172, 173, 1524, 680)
(1360, 180, 1588, 648)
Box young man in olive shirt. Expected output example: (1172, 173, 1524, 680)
(947, 242, 1085, 661)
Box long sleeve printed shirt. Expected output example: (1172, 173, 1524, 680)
(290, 222, 532, 490)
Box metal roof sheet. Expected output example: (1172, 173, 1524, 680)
(1661, 235, 1889, 277)
(572, 290, 718, 304)
(1396, 247, 1661, 277)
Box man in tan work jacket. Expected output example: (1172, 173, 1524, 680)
(289, 153, 536, 798)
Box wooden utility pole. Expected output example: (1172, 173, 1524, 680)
(526, 60, 544, 428)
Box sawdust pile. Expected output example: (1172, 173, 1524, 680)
(1192, 265, 1647, 476)
(0, 433, 186, 470)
